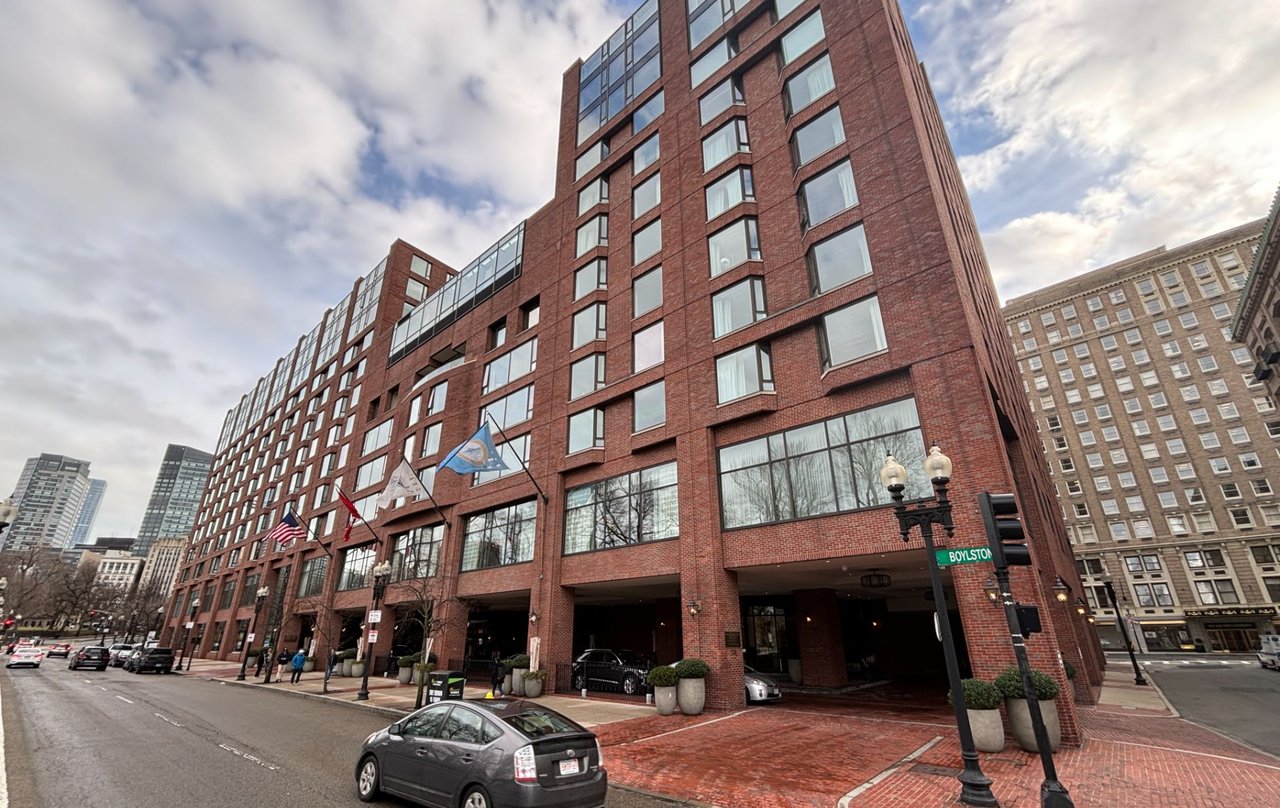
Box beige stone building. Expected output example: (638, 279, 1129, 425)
(1005, 221, 1278, 653)
(1233, 187, 1280, 403)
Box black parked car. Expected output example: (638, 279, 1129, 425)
(124, 646, 174, 674)
(68, 646, 110, 671)
(570, 649, 651, 696)
(356, 698, 605, 808)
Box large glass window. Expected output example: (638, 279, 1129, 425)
(633, 90, 665, 132)
(564, 462, 678, 554)
(633, 219, 662, 264)
(633, 134, 660, 175)
(716, 344, 774, 403)
(476, 434, 529, 485)
(708, 217, 761, 276)
(712, 277, 767, 338)
(480, 385, 534, 430)
(483, 338, 537, 394)
(461, 500, 537, 571)
(572, 304, 607, 349)
(780, 10, 824, 65)
(808, 223, 872, 294)
(634, 380, 666, 432)
(820, 297, 886, 367)
(576, 215, 608, 257)
(699, 77, 744, 125)
(570, 354, 606, 400)
(569, 409, 605, 453)
(689, 1, 724, 48)
(575, 259, 607, 300)
(719, 398, 928, 528)
(575, 141, 609, 180)
(785, 54, 835, 116)
(391, 524, 442, 581)
(705, 167, 755, 220)
(633, 173, 661, 218)
(578, 177, 608, 214)
(297, 557, 328, 597)
(703, 118, 750, 171)
(633, 266, 663, 317)
(691, 36, 736, 87)
(799, 160, 858, 228)
(633, 321, 665, 371)
(355, 455, 387, 491)
(791, 106, 845, 168)
(337, 545, 376, 591)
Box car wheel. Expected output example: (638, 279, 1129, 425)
(622, 675, 638, 695)
(573, 673, 586, 690)
(356, 755, 381, 802)
(462, 784, 492, 808)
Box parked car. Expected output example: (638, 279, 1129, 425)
(124, 647, 174, 674)
(356, 698, 606, 808)
(107, 643, 136, 667)
(5, 638, 34, 654)
(68, 646, 111, 671)
(744, 665, 783, 703)
(1258, 635, 1280, 670)
(5, 647, 44, 668)
(570, 649, 651, 695)
(45, 642, 74, 658)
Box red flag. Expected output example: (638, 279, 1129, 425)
(337, 489, 360, 543)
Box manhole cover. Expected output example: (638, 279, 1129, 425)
(910, 763, 962, 777)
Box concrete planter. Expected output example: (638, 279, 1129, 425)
(398, 667, 413, 685)
(1006, 698, 1061, 752)
(524, 677, 544, 698)
(654, 685, 677, 716)
(512, 668, 528, 697)
(340, 658, 354, 677)
(503, 673, 513, 695)
(787, 658, 803, 684)
(677, 678, 705, 715)
(351, 661, 366, 679)
(303, 660, 316, 672)
(967, 708, 1005, 753)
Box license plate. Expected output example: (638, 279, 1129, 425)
(558, 758, 581, 776)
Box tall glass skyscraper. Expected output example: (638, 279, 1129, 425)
(134, 444, 213, 558)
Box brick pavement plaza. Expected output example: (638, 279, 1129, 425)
(185, 659, 1280, 806)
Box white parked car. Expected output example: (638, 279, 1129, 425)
(5, 647, 44, 668)
(1257, 635, 1280, 670)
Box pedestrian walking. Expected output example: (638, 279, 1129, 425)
(275, 648, 290, 682)
(290, 649, 306, 684)
(490, 654, 507, 697)
(326, 648, 338, 679)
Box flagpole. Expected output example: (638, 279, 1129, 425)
(335, 486, 384, 548)
(295, 510, 334, 559)
(397, 455, 452, 527)
(484, 412, 549, 503)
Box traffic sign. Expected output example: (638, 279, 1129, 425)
(246, 633, 256, 643)
(934, 547, 993, 566)
(368, 609, 382, 624)
(368, 630, 379, 643)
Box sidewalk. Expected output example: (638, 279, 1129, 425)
(181, 659, 1280, 806)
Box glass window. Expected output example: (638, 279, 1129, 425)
(703, 118, 750, 171)
(781, 10, 824, 65)
(712, 277, 767, 338)
(708, 218, 761, 276)
(633, 173, 661, 218)
(578, 177, 608, 214)
(482, 339, 537, 394)
(337, 544, 375, 591)
(799, 160, 858, 228)
(784, 54, 835, 115)
(633, 321, 665, 372)
(391, 524, 443, 581)
(461, 500, 537, 571)
(570, 354, 606, 400)
(705, 167, 755, 220)
(716, 344, 774, 403)
(633, 380, 666, 431)
(691, 36, 736, 87)
(699, 77, 744, 125)
(633, 219, 662, 264)
(362, 419, 394, 455)
(564, 462, 678, 554)
(632, 90, 665, 131)
(633, 266, 663, 318)
(791, 105, 846, 168)
(633, 133, 660, 175)
(689, 2, 724, 48)
(568, 409, 605, 453)
(475, 434, 529, 485)
(809, 225, 870, 295)
(480, 385, 535, 431)
(574, 259, 607, 300)
(820, 297, 886, 367)
(422, 422, 442, 457)
(575, 141, 609, 181)
(355, 455, 387, 491)
(572, 304, 607, 349)
(576, 214, 608, 257)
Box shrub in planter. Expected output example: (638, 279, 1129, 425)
(413, 661, 434, 685)
(303, 656, 316, 672)
(1063, 660, 1077, 681)
(341, 650, 357, 677)
(673, 658, 709, 715)
(646, 665, 679, 716)
(995, 667, 1061, 752)
(509, 654, 531, 697)
(397, 655, 416, 684)
(522, 668, 548, 698)
(947, 678, 1004, 752)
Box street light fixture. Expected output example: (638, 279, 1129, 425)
(1102, 578, 1148, 686)
(1075, 598, 1087, 616)
(880, 448, 997, 807)
(1051, 577, 1070, 603)
(237, 586, 271, 682)
(174, 598, 199, 671)
(356, 561, 394, 702)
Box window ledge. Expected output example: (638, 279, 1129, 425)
(563, 447, 605, 470)
(710, 391, 777, 426)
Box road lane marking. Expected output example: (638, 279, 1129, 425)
(96, 686, 107, 691)
(115, 696, 134, 704)
(218, 743, 280, 771)
(153, 713, 184, 727)
(838, 736, 942, 806)
(82, 679, 91, 684)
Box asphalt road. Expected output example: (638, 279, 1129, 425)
(0, 662, 684, 808)
(1145, 658, 1280, 757)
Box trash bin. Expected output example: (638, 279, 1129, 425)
(427, 670, 466, 703)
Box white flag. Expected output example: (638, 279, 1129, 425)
(376, 457, 429, 509)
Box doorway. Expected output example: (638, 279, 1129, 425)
(1205, 624, 1258, 653)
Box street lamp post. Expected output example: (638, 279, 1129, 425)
(1102, 579, 1148, 686)
(174, 598, 199, 671)
(151, 607, 164, 643)
(237, 586, 271, 682)
(356, 561, 394, 702)
(880, 449, 997, 808)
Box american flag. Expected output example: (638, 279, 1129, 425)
(267, 512, 305, 547)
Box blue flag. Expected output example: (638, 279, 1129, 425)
(438, 423, 511, 475)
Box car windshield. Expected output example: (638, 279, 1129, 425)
(615, 650, 646, 665)
(500, 709, 583, 738)
(147, 648, 173, 655)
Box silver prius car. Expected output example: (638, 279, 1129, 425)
(356, 698, 606, 808)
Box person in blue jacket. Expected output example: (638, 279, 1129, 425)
(289, 648, 306, 684)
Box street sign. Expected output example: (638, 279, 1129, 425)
(246, 633, 256, 643)
(368, 609, 382, 624)
(934, 547, 993, 566)
(184, 621, 195, 629)
(368, 630, 379, 643)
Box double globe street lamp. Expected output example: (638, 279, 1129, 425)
(174, 598, 199, 671)
(237, 586, 272, 682)
(356, 561, 394, 702)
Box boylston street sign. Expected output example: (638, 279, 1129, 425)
(934, 547, 993, 567)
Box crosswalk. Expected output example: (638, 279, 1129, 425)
(1140, 659, 1256, 666)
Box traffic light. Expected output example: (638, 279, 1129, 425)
(978, 492, 1031, 567)
(2, 619, 12, 629)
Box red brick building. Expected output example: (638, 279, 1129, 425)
(168, 0, 1099, 736)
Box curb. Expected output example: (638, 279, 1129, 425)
(208, 676, 410, 719)
(609, 783, 709, 807)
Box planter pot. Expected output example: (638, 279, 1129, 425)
(342, 659, 354, 677)
(503, 673, 513, 695)
(245, 656, 258, 670)
(398, 667, 413, 685)
(512, 668, 528, 697)
(654, 685, 677, 716)
(1006, 698, 1061, 752)
(967, 708, 1005, 753)
(303, 660, 316, 672)
(351, 661, 366, 679)
(677, 678, 705, 715)
(524, 678, 544, 698)
(787, 659, 803, 685)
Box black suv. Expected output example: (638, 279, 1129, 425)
(68, 646, 110, 671)
(570, 648, 652, 695)
(124, 647, 174, 674)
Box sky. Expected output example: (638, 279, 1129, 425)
(1, 0, 1278, 540)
